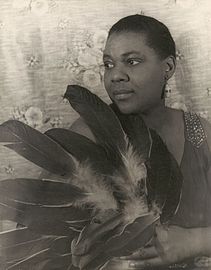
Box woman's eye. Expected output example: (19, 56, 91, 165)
(103, 62, 114, 69)
(127, 59, 141, 66)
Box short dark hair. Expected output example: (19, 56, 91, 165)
(108, 14, 176, 59)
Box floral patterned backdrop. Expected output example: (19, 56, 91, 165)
(0, 0, 211, 231)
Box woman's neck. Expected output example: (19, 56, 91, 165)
(140, 103, 171, 132)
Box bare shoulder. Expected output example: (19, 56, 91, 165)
(200, 117, 211, 150)
(70, 117, 96, 142)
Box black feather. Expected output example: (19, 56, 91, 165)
(161, 155, 183, 222)
(0, 178, 86, 206)
(0, 120, 75, 177)
(110, 103, 182, 220)
(1, 236, 56, 265)
(110, 103, 152, 161)
(64, 85, 127, 170)
(147, 129, 183, 220)
(45, 128, 115, 175)
(0, 227, 41, 248)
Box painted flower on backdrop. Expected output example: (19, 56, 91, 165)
(25, 106, 43, 128)
(73, 34, 92, 52)
(0, 21, 5, 29)
(26, 55, 40, 68)
(93, 30, 108, 50)
(82, 70, 101, 88)
(2, 164, 15, 175)
(58, 19, 71, 30)
(62, 30, 106, 88)
(12, 0, 29, 12)
(207, 87, 211, 97)
(12, 107, 27, 123)
(175, 0, 197, 9)
(62, 59, 82, 75)
(12, 106, 44, 128)
(48, 0, 58, 12)
(49, 116, 63, 128)
(77, 48, 100, 67)
(30, 0, 49, 15)
(176, 50, 185, 61)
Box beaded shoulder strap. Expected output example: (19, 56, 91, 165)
(184, 111, 207, 148)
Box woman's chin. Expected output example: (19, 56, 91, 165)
(116, 103, 139, 115)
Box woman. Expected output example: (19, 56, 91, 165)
(71, 14, 211, 269)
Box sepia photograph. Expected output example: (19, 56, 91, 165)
(0, 0, 211, 269)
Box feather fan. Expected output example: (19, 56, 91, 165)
(0, 84, 183, 270)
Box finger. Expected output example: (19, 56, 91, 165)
(128, 257, 163, 268)
(71, 239, 80, 267)
(71, 254, 80, 268)
(71, 238, 77, 254)
(121, 246, 158, 260)
(155, 225, 169, 243)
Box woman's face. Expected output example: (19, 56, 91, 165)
(103, 31, 167, 114)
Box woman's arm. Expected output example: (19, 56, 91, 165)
(114, 225, 211, 269)
(71, 224, 211, 269)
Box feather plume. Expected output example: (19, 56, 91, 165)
(104, 213, 159, 257)
(45, 128, 115, 175)
(6, 248, 51, 270)
(0, 196, 92, 236)
(108, 143, 149, 221)
(109, 104, 182, 219)
(64, 85, 152, 211)
(0, 85, 183, 270)
(64, 85, 127, 152)
(71, 162, 118, 212)
(110, 103, 152, 161)
(0, 178, 86, 207)
(64, 85, 127, 173)
(75, 213, 159, 270)
(1, 236, 56, 264)
(0, 227, 41, 248)
(0, 120, 75, 177)
(146, 129, 183, 220)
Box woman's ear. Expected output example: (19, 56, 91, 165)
(163, 55, 176, 80)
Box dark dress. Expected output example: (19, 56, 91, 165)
(165, 112, 211, 269)
(171, 112, 211, 228)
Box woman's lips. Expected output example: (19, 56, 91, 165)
(113, 90, 134, 101)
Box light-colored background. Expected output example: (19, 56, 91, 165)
(0, 0, 211, 233)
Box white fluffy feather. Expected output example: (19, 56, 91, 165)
(71, 160, 118, 211)
(112, 143, 147, 195)
(67, 140, 149, 222)
(122, 143, 147, 186)
(112, 143, 149, 220)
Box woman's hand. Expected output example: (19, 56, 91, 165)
(104, 225, 205, 269)
(71, 223, 208, 269)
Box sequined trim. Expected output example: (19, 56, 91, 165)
(184, 112, 207, 148)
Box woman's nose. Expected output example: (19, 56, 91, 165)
(111, 67, 129, 83)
